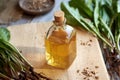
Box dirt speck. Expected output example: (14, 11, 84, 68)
(77, 70, 80, 73)
(80, 66, 99, 80)
(95, 66, 99, 69)
(89, 39, 92, 42)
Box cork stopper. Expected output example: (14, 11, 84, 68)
(54, 10, 65, 23)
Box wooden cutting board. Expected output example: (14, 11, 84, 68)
(8, 22, 110, 80)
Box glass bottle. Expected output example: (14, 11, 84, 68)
(45, 11, 76, 69)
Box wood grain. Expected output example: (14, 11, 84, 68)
(0, 0, 23, 24)
(8, 22, 110, 80)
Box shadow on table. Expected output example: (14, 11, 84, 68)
(17, 46, 59, 69)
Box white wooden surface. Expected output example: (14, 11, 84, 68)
(8, 22, 110, 80)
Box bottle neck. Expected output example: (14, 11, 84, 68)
(53, 19, 66, 26)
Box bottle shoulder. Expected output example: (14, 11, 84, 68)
(46, 24, 76, 43)
(49, 24, 76, 33)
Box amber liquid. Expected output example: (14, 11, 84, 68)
(45, 27, 76, 69)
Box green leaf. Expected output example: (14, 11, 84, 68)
(115, 13, 120, 52)
(112, 0, 117, 13)
(61, 3, 85, 27)
(61, 0, 120, 53)
(94, 0, 100, 28)
(118, 0, 120, 12)
(81, 17, 113, 47)
(0, 27, 10, 41)
(61, 2, 94, 32)
(61, 2, 113, 47)
(99, 5, 111, 26)
(99, 18, 115, 44)
(69, 0, 93, 19)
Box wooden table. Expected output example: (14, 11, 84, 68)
(0, 0, 111, 80)
(8, 22, 110, 80)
